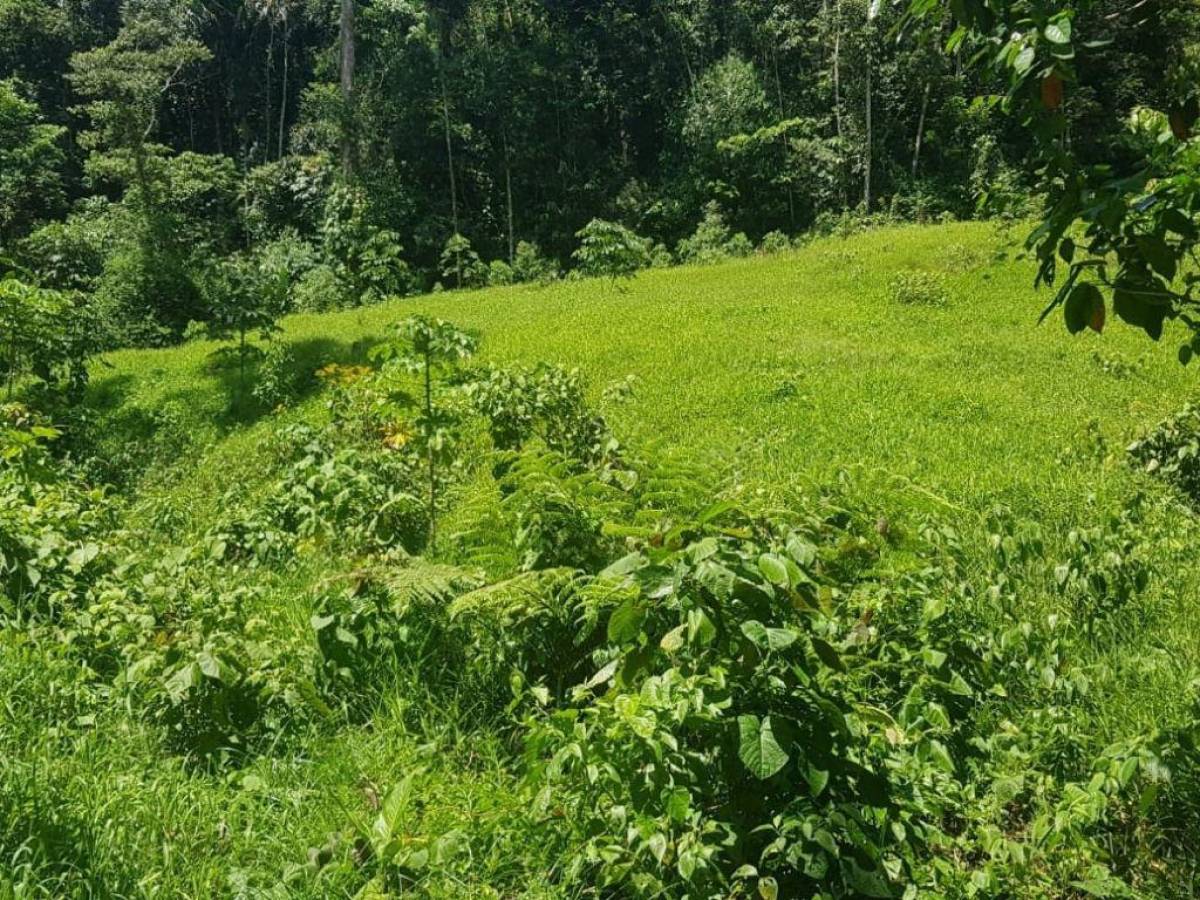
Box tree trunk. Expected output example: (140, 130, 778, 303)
(439, 63, 459, 237)
(265, 19, 274, 161)
(863, 14, 873, 211)
(278, 18, 290, 160)
(424, 355, 436, 548)
(912, 80, 931, 179)
(832, 0, 843, 143)
(503, 129, 515, 264)
(339, 0, 356, 177)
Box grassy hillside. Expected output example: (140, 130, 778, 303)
(100, 221, 1191, 523)
(7, 222, 1200, 898)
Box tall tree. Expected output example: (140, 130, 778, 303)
(69, 3, 210, 230)
(339, 0, 355, 176)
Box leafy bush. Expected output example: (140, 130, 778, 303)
(512, 240, 559, 284)
(123, 584, 325, 765)
(439, 233, 488, 289)
(0, 408, 112, 623)
(19, 201, 117, 293)
(521, 502, 961, 896)
(448, 568, 606, 704)
(321, 185, 413, 305)
(648, 241, 674, 268)
(726, 231, 753, 258)
(1128, 403, 1200, 505)
(241, 154, 332, 240)
(203, 506, 292, 567)
(311, 580, 410, 717)
(677, 202, 751, 264)
(572, 219, 650, 283)
(467, 363, 616, 463)
(497, 451, 627, 573)
(516, 494, 1166, 897)
(268, 425, 428, 553)
(91, 242, 203, 347)
(0, 273, 91, 401)
(487, 259, 514, 286)
(254, 229, 321, 311)
(759, 230, 792, 254)
(252, 341, 304, 411)
(293, 264, 348, 313)
(889, 271, 950, 307)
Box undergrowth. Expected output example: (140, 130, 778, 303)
(3, 306, 1200, 898)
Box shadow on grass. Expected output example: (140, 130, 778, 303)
(201, 334, 386, 430)
(76, 336, 389, 490)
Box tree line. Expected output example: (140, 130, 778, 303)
(0, 0, 1196, 351)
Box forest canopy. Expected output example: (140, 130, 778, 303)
(1, 0, 1197, 350)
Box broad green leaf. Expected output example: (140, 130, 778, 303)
(664, 787, 691, 823)
(758, 553, 789, 586)
(197, 651, 223, 681)
(607, 596, 646, 644)
(738, 715, 789, 779)
(741, 620, 797, 651)
(660, 624, 687, 653)
(810, 637, 846, 672)
(1014, 45, 1036, 75)
(1064, 283, 1104, 335)
(806, 764, 830, 797)
(1044, 20, 1071, 44)
(600, 552, 643, 579)
(687, 608, 717, 646)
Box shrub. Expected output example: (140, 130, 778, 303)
(254, 229, 320, 311)
(252, 341, 303, 410)
(1128, 403, 1200, 505)
(18, 201, 117, 293)
(241, 153, 332, 240)
(123, 584, 324, 765)
(294, 264, 349, 312)
(448, 568, 605, 702)
(516, 494, 1167, 898)
(320, 185, 413, 304)
(647, 242, 674, 268)
(725, 231, 753, 258)
(467, 363, 616, 463)
(521, 502, 972, 896)
(759, 230, 792, 254)
(889, 271, 950, 307)
(677, 202, 751, 264)
(353, 228, 414, 302)
(497, 452, 627, 573)
(203, 506, 292, 566)
(0, 273, 92, 401)
(487, 259, 514, 286)
(439, 233, 488, 289)
(572, 219, 650, 283)
(512, 240, 559, 284)
(92, 243, 204, 348)
(0, 409, 113, 624)
(311, 581, 409, 717)
(268, 425, 429, 554)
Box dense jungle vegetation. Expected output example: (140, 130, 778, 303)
(8, 0, 1200, 897)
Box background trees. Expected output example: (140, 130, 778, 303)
(0, 0, 1195, 349)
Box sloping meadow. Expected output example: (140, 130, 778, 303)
(5, 225, 1200, 897)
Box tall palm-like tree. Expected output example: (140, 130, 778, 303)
(248, 0, 299, 160)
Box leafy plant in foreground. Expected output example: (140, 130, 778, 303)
(0, 272, 90, 402)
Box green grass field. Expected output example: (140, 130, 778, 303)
(8, 221, 1200, 897)
(102, 221, 1191, 519)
